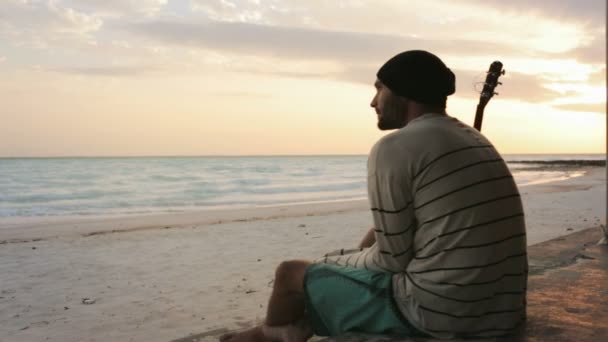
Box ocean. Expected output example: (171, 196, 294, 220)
(0, 155, 604, 220)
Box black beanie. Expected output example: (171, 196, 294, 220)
(376, 50, 456, 105)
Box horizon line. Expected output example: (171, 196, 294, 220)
(0, 152, 606, 159)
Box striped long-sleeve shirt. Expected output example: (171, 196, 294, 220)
(319, 113, 527, 339)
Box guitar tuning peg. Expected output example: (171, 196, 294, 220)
(501, 70, 506, 75)
(493, 92, 499, 96)
(498, 82, 502, 85)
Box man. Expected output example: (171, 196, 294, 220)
(221, 50, 528, 341)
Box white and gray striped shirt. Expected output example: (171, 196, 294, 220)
(319, 113, 527, 339)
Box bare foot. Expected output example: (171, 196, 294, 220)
(262, 319, 313, 342)
(219, 332, 236, 342)
(219, 326, 273, 342)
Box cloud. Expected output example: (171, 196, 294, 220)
(124, 17, 572, 104)
(459, 0, 605, 27)
(188, 0, 597, 56)
(62, 0, 168, 17)
(552, 103, 606, 114)
(396, 1, 607, 65)
(222, 61, 563, 104)
(243, 68, 328, 80)
(111, 40, 130, 49)
(50, 65, 152, 76)
(1, 0, 596, 109)
(125, 18, 523, 65)
(330, 65, 376, 86)
(332, 66, 561, 103)
(566, 35, 606, 64)
(588, 68, 606, 84)
(455, 70, 563, 103)
(190, 0, 270, 23)
(0, 0, 103, 48)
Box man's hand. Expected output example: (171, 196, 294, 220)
(358, 227, 376, 249)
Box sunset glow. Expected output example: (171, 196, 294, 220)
(0, 0, 605, 157)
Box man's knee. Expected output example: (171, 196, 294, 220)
(274, 260, 310, 291)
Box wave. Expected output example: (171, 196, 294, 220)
(0, 155, 602, 219)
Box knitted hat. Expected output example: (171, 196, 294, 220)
(377, 50, 456, 105)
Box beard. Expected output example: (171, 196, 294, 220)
(377, 94, 407, 130)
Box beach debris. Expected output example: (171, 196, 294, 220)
(245, 290, 256, 294)
(64, 306, 69, 310)
(32, 247, 36, 250)
(257, 259, 262, 262)
(30, 321, 50, 328)
(567, 228, 573, 231)
(564, 307, 587, 314)
(298, 224, 306, 228)
(576, 253, 595, 260)
(20, 326, 29, 331)
(242, 278, 247, 281)
(81, 298, 97, 305)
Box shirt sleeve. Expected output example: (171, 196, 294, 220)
(316, 133, 417, 273)
(366, 134, 417, 272)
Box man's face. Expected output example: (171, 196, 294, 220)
(370, 80, 407, 131)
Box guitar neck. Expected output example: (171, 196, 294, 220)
(474, 103, 485, 131)
(474, 61, 504, 132)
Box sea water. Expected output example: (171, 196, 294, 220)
(0, 155, 604, 220)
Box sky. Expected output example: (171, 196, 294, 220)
(0, 0, 605, 157)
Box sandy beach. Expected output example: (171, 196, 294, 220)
(0, 166, 605, 342)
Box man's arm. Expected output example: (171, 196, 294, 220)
(358, 227, 376, 248)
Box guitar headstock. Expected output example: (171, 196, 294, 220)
(478, 61, 505, 110)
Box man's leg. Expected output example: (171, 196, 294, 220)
(265, 260, 310, 325)
(220, 260, 312, 342)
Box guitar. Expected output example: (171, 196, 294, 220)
(474, 61, 505, 131)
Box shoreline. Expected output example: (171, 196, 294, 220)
(0, 166, 604, 243)
(1, 159, 602, 224)
(0, 199, 369, 242)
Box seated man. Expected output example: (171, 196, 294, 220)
(221, 50, 528, 341)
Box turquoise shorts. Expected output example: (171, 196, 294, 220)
(303, 263, 423, 337)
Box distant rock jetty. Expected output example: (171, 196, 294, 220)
(509, 160, 606, 167)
